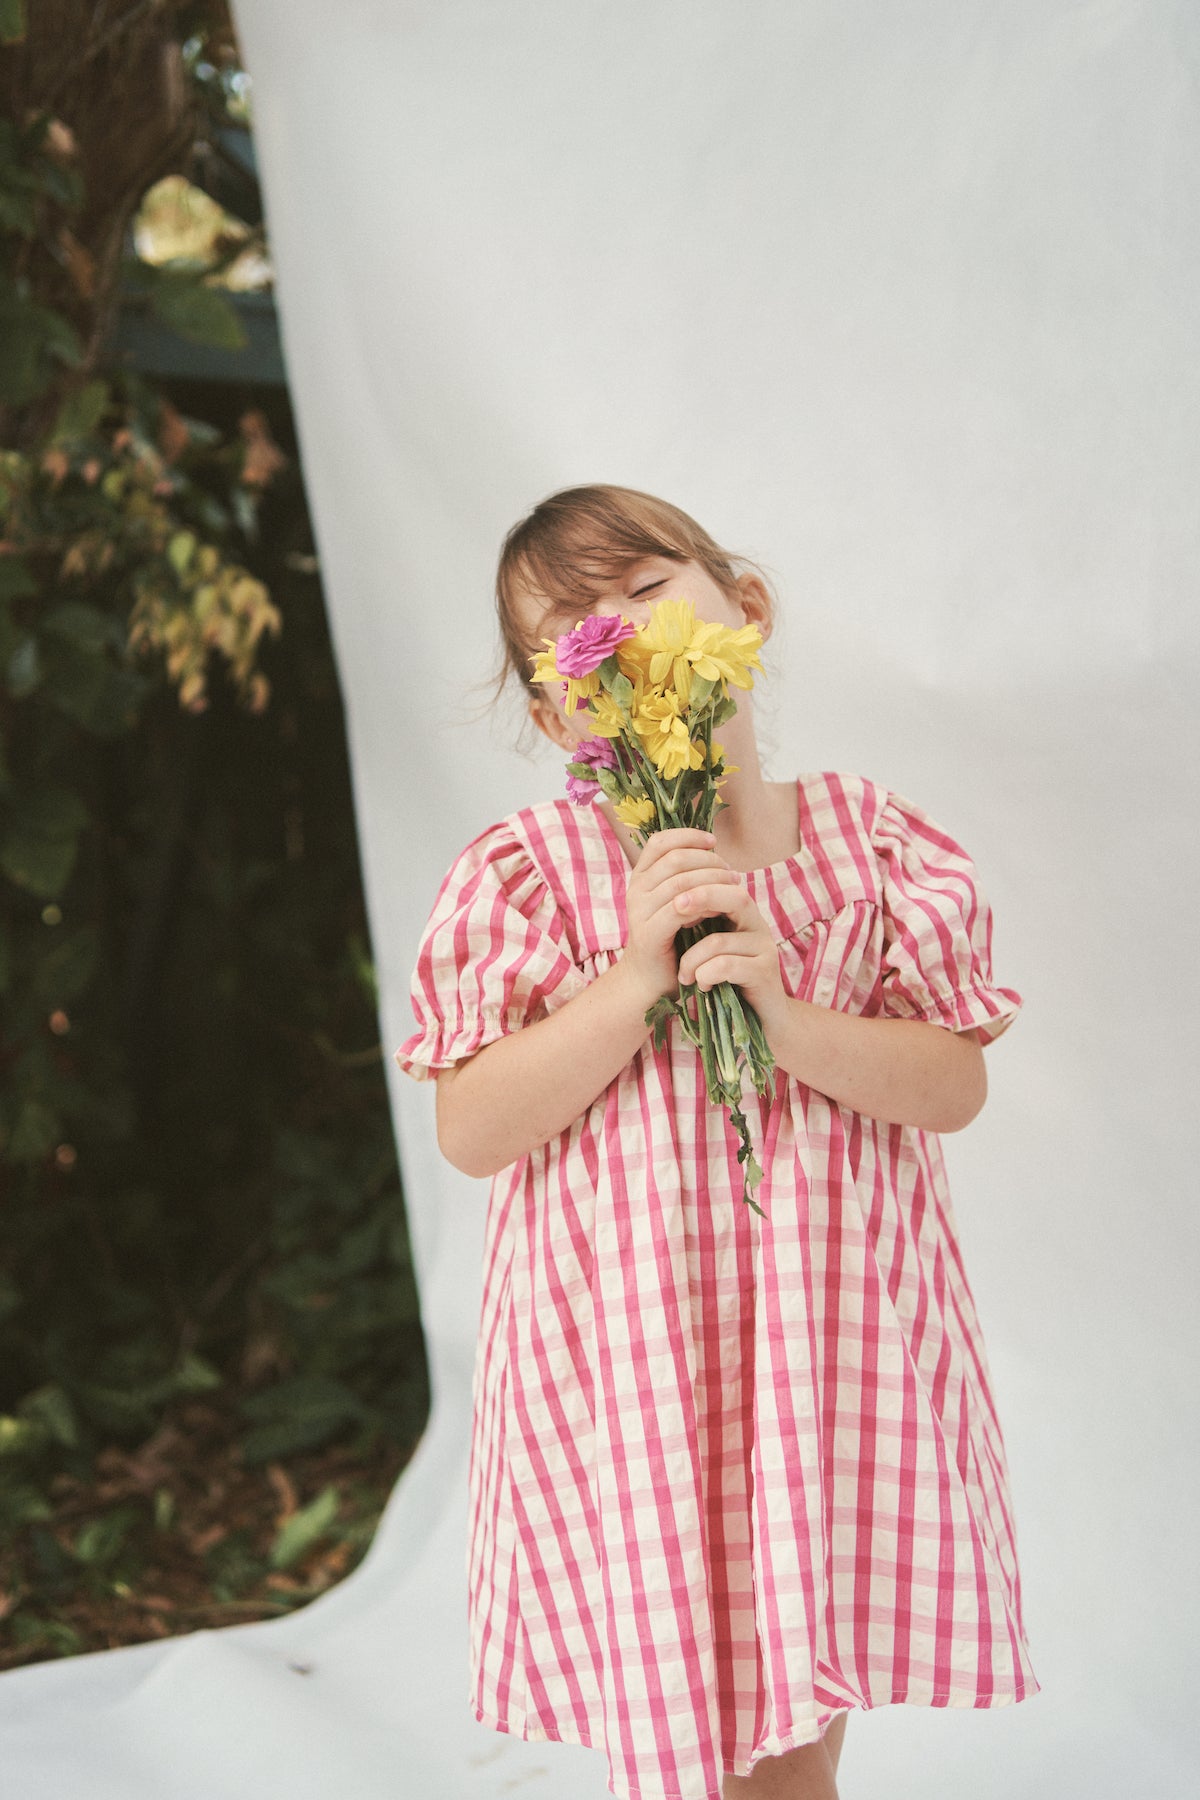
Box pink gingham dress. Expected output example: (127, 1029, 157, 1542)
(395, 769, 1040, 1800)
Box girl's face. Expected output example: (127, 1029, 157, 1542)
(518, 555, 772, 752)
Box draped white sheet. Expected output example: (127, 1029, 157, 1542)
(1, 4, 1196, 1796)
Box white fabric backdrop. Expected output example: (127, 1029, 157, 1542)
(0, 3, 1196, 1796)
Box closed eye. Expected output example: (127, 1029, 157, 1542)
(633, 580, 664, 597)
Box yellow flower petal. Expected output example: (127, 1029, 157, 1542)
(662, 736, 705, 779)
(629, 690, 705, 778)
(529, 640, 561, 685)
(589, 690, 629, 738)
(562, 670, 601, 712)
(614, 794, 656, 828)
(615, 635, 654, 683)
(633, 598, 765, 700)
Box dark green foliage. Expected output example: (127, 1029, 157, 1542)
(0, 427, 429, 1540)
(126, 259, 248, 352)
(0, 46, 428, 1561)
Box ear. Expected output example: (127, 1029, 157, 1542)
(735, 573, 774, 643)
(529, 694, 573, 752)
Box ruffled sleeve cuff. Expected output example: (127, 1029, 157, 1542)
(880, 977, 1023, 1044)
(873, 787, 1023, 1047)
(394, 982, 588, 1084)
(394, 820, 589, 1083)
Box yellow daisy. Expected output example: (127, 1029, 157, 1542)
(637, 599, 700, 704)
(613, 794, 655, 829)
(636, 599, 766, 703)
(631, 691, 706, 780)
(587, 690, 631, 739)
(687, 620, 765, 691)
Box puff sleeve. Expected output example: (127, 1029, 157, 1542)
(873, 789, 1023, 1045)
(394, 821, 588, 1082)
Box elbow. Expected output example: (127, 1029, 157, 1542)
(435, 1115, 495, 1180)
(442, 1142, 497, 1181)
(434, 1066, 494, 1179)
(937, 1041, 988, 1133)
(433, 1056, 549, 1177)
(935, 1098, 984, 1134)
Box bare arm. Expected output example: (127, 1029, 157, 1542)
(435, 828, 991, 1176)
(673, 875, 989, 1133)
(435, 956, 659, 1177)
(434, 828, 724, 1179)
(751, 1001, 987, 1132)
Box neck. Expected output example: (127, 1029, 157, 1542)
(702, 698, 776, 855)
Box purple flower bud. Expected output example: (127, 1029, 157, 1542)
(563, 735, 620, 805)
(572, 735, 620, 772)
(566, 773, 599, 805)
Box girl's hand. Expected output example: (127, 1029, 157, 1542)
(673, 860, 790, 1030)
(620, 828, 743, 1005)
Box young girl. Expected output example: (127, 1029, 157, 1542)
(394, 485, 1040, 1800)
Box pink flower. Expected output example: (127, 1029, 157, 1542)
(554, 613, 636, 678)
(575, 735, 620, 772)
(565, 735, 619, 806)
(565, 773, 598, 805)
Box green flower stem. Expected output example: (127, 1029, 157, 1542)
(618, 725, 676, 826)
(591, 693, 773, 1210)
(707, 985, 739, 1094)
(700, 709, 716, 826)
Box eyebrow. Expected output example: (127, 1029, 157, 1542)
(549, 558, 658, 603)
(526, 557, 667, 635)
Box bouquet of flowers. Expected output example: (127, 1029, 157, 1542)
(531, 598, 776, 1213)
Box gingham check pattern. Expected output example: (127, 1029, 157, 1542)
(396, 771, 1039, 1800)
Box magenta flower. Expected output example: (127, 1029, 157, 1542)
(576, 735, 619, 772)
(565, 773, 598, 805)
(565, 735, 619, 806)
(554, 613, 636, 678)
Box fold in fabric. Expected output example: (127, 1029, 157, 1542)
(396, 769, 1039, 1800)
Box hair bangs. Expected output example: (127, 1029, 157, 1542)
(488, 485, 775, 742)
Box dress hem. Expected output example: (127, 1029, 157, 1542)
(472, 1673, 1043, 1800)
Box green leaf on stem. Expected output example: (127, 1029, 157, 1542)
(644, 993, 677, 1051)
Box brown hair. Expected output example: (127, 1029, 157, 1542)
(492, 485, 777, 724)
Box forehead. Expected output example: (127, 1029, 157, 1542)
(513, 551, 686, 635)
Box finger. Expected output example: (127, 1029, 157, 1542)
(641, 882, 726, 948)
(638, 849, 733, 901)
(672, 878, 751, 918)
(678, 934, 767, 986)
(690, 956, 759, 992)
(640, 871, 740, 937)
(656, 865, 741, 907)
(633, 829, 716, 871)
